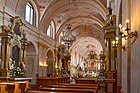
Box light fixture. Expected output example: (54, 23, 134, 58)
(39, 62, 48, 76)
(61, 0, 76, 49)
(112, 37, 119, 48)
(61, 24, 76, 49)
(39, 62, 48, 68)
(119, 19, 138, 46)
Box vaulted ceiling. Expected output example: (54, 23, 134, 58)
(0, 0, 107, 58)
(37, 0, 107, 58)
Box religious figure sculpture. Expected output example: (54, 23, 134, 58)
(105, 8, 113, 26)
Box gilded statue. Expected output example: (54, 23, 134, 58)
(105, 8, 113, 26)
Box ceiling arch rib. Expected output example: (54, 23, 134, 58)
(54, 15, 104, 45)
(72, 24, 103, 35)
(41, 0, 106, 21)
(55, 15, 104, 37)
(37, 0, 106, 60)
(72, 37, 102, 50)
(70, 37, 103, 58)
(40, 0, 106, 32)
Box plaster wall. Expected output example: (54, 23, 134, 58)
(115, 0, 140, 92)
(130, 0, 140, 93)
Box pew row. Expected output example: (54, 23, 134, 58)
(26, 90, 92, 93)
(27, 83, 99, 93)
(50, 84, 98, 91)
(36, 77, 70, 87)
(38, 87, 96, 93)
(57, 83, 99, 87)
(75, 78, 99, 84)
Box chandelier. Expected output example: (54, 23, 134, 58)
(61, 25, 76, 49)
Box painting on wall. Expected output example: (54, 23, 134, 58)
(13, 22, 21, 36)
(12, 45, 20, 65)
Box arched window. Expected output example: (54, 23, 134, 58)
(59, 32, 64, 44)
(47, 21, 55, 39)
(47, 24, 52, 37)
(25, 2, 36, 25)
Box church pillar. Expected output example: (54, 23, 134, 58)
(117, 33, 122, 93)
(0, 25, 13, 77)
(104, 25, 117, 93)
(104, 25, 117, 71)
(103, 6, 117, 92)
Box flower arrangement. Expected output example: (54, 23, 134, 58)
(9, 59, 26, 77)
(14, 66, 25, 76)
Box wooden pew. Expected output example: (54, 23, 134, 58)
(38, 87, 96, 93)
(26, 90, 89, 93)
(50, 85, 98, 90)
(29, 78, 99, 93)
(36, 77, 60, 87)
(75, 78, 99, 84)
(58, 83, 99, 87)
(26, 84, 98, 93)
(51, 84, 98, 93)
(36, 77, 70, 87)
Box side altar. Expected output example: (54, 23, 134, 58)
(0, 16, 31, 82)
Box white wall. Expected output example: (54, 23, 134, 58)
(115, 0, 140, 93)
(130, 0, 140, 92)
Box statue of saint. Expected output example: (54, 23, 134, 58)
(105, 8, 113, 26)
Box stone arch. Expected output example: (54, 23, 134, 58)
(46, 48, 55, 58)
(40, 0, 106, 33)
(46, 48, 55, 76)
(26, 41, 37, 84)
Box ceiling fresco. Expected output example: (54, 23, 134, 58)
(37, 0, 107, 58)
(0, 0, 107, 58)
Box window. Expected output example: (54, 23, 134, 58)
(59, 32, 64, 44)
(47, 24, 55, 39)
(47, 24, 51, 37)
(47, 21, 56, 39)
(25, 2, 35, 25)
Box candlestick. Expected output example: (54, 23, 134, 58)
(126, 19, 129, 29)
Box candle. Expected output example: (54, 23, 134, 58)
(126, 19, 129, 23)
(112, 40, 115, 47)
(126, 19, 129, 29)
(116, 37, 119, 41)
